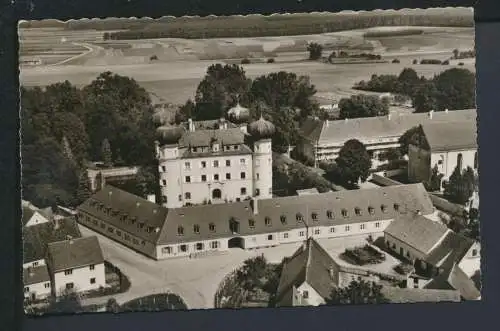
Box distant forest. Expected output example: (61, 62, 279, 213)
(19, 8, 473, 40)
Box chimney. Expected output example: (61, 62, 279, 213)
(147, 194, 156, 204)
(250, 198, 259, 215)
(428, 110, 434, 119)
(188, 118, 195, 132)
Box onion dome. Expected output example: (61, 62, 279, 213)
(247, 116, 275, 140)
(227, 103, 251, 124)
(156, 124, 184, 145)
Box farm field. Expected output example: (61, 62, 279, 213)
(19, 26, 475, 105)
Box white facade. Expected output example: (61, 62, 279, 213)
(157, 139, 273, 208)
(296, 282, 325, 306)
(24, 211, 50, 227)
(156, 219, 392, 260)
(23, 258, 46, 269)
(24, 280, 51, 300)
(53, 263, 105, 295)
(458, 242, 481, 277)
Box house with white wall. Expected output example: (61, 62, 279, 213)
(408, 119, 478, 190)
(76, 182, 435, 261)
(23, 265, 52, 301)
(47, 236, 105, 295)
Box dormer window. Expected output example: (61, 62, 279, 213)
(381, 204, 387, 213)
(280, 215, 287, 224)
(326, 210, 333, 219)
(194, 224, 200, 234)
(368, 206, 375, 215)
(311, 213, 318, 221)
(248, 219, 255, 228)
(354, 207, 362, 216)
(177, 226, 184, 236)
(130, 217, 137, 225)
(265, 217, 272, 227)
(209, 223, 216, 232)
(138, 222, 145, 229)
(146, 226, 154, 233)
(192, 147, 198, 153)
(341, 209, 348, 218)
(296, 213, 303, 222)
(212, 143, 220, 152)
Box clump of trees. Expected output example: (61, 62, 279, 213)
(444, 166, 477, 205)
(324, 278, 389, 305)
(420, 59, 442, 65)
(273, 161, 335, 196)
(267, 58, 275, 63)
(21, 72, 160, 208)
(453, 48, 475, 59)
(334, 139, 372, 188)
(329, 51, 382, 62)
(307, 42, 323, 60)
(338, 94, 389, 119)
(425, 165, 444, 192)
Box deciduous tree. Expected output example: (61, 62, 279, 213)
(307, 42, 323, 60)
(336, 139, 372, 187)
(325, 279, 389, 305)
(339, 94, 389, 119)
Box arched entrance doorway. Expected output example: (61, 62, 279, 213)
(228, 237, 245, 249)
(212, 188, 222, 200)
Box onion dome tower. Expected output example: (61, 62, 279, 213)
(155, 124, 184, 145)
(248, 116, 274, 200)
(227, 103, 251, 124)
(247, 116, 276, 140)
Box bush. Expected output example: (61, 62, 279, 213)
(343, 245, 386, 265)
(149, 54, 158, 61)
(442, 60, 450, 65)
(458, 62, 465, 66)
(392, 58, 400, 63)
(394, 263, 415, 275)
(420, 59, 442, 65)
(241, 58, 251, 64)
(267, 58, 275, 63)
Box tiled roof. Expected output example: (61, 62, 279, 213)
(381, 287, 461, 303)
(425, 232, 475, 268)
(77, 186, 169, 244)
(157, 183, 434, 245)
(276, 238, 338, 304)
(47, 236, 104, 273)
(23, 218, 82, 263)
(421, 120, 478, 152)
(303, 109, 476, 145)
(425, 264, 480, 300)
(299, 117, 324, 143)
(384, 214, 449, 255)
(23, 265, 51, 286)
(181, 144, 253, 159)
(178, 128, 245, 148)
(185, 119, 238, 131)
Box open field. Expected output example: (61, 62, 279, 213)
(20, 25, 474, 105)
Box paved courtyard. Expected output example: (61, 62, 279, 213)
(79, 225, 402, 310)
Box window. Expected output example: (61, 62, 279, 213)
(311, 213, 318, 221)
(265, 217, 272, 226)
(375, 222, 381, 228)
(249, 219, 255, 228)
(124, 234, 131, 241)
(341, 209, 348, 218)
(133, 239, 139, 245)
(44, 283, 50, 288)
(162, 246, 172, 254)
(314, 229, 320, 235)
(214, 174, 219, 181)
(180, 245, 188, 253)
(255, 189, 260, 196)
(185, 162, 191, 170)
(100, 222, 106, 229)
(209, 223, 216, 232)
(90, 278, 96, 284)
(161, 166, 166, 172)
(108, 227, 114, 233)
(256, 173, 260, 180)
(201, 161, 207, 168)
(240, 158, 246, 165)
(330, 227, 335, 233)
(355, 207, 362, 216)
(202, 175, 207, 182)
(296, 213, 303, 222)
(24, 287, 30, 293)
(226, 173, 231, 180)
(161, 179, 167, 186)
(226, 160, 231, 167)
(240, 187, 247, 195)
(240, 172, 246, 179)
(283, 233, 289, 239)
(213, 160, 219, 168)
(394, 203, 400, 212)
(381, 204, 387, 213)
(177, 226, 184, 236)
(326, 210, 333, 219)
(178, 194, 182, 202)
(185, 176, 191, 183)
(193, 147, 198, 153)
(196, 243, 204, 251)
(345, 225, 350, 231)
(32, 261, 39, 267)
(368, 206, 375, 215)
(438, 159, 443, 165)
(267, 234, 273, 241)
(89, 264, 95, 271)
(472, 249, 478, 257)
(194, 224, 200, 234)
(211, 241, 219, 249)
(280, 215, 287, 224)
(303, 290, 309, 299)
(185, 192, 191, 199)
(162, 195, 167, 203)
(66, 283, 74, 290)
(64, 269, 73, 276)
(360, 224, 365, 230)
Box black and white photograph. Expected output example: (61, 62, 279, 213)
(19, 6, 480, 315)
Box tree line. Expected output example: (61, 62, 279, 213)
(101, 12, 473, 40)
(21, 72, 160, 208)
(353, 67, 476, 113)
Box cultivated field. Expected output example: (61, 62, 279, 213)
(19, 25, 475, 105)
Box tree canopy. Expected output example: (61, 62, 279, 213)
(338, 94, 390, 119)
(307, 42, 323, 60)
(325, 279, 388, 305)
(335, 139, 372, 187)
(444, 166, 477, 205)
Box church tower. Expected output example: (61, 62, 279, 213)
(248, 116, 275, 200)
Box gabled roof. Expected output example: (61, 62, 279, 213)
(302, 109, 476, 145)
(299, 117, 323, 142)
(276, 238, 338, 304)
(178, 128, 245, 148)
(425, 232, 475, 269)
(384, 214, 449, 256)
(23, 218, 82, 263)
(47, 236, 104, 273)
(77, 186, 169, 244)
(157, 183, 434, 245)
(23, 265, 51, 286)
(381, 287, 461, 303)
(420, 120, 478, 152)
(425, 264, 481, 300)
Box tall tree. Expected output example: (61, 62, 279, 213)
(101, 138, 113, 167)
(325, 279, 388, 305)
(339, 94, 389, 119)
(76, 172, 92, 205)
(412, 81, 438, 113)
(433, 68, 476, 111)
(307, 42, 323, 60)
(396, 67, 420, 97)
(336, 139, 372, 187)
(425, 164, 444, 192)
(444, 166, 476, 205)
(398, 126, 423, 155)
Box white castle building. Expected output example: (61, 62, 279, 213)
(155, 106, 275, 209)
